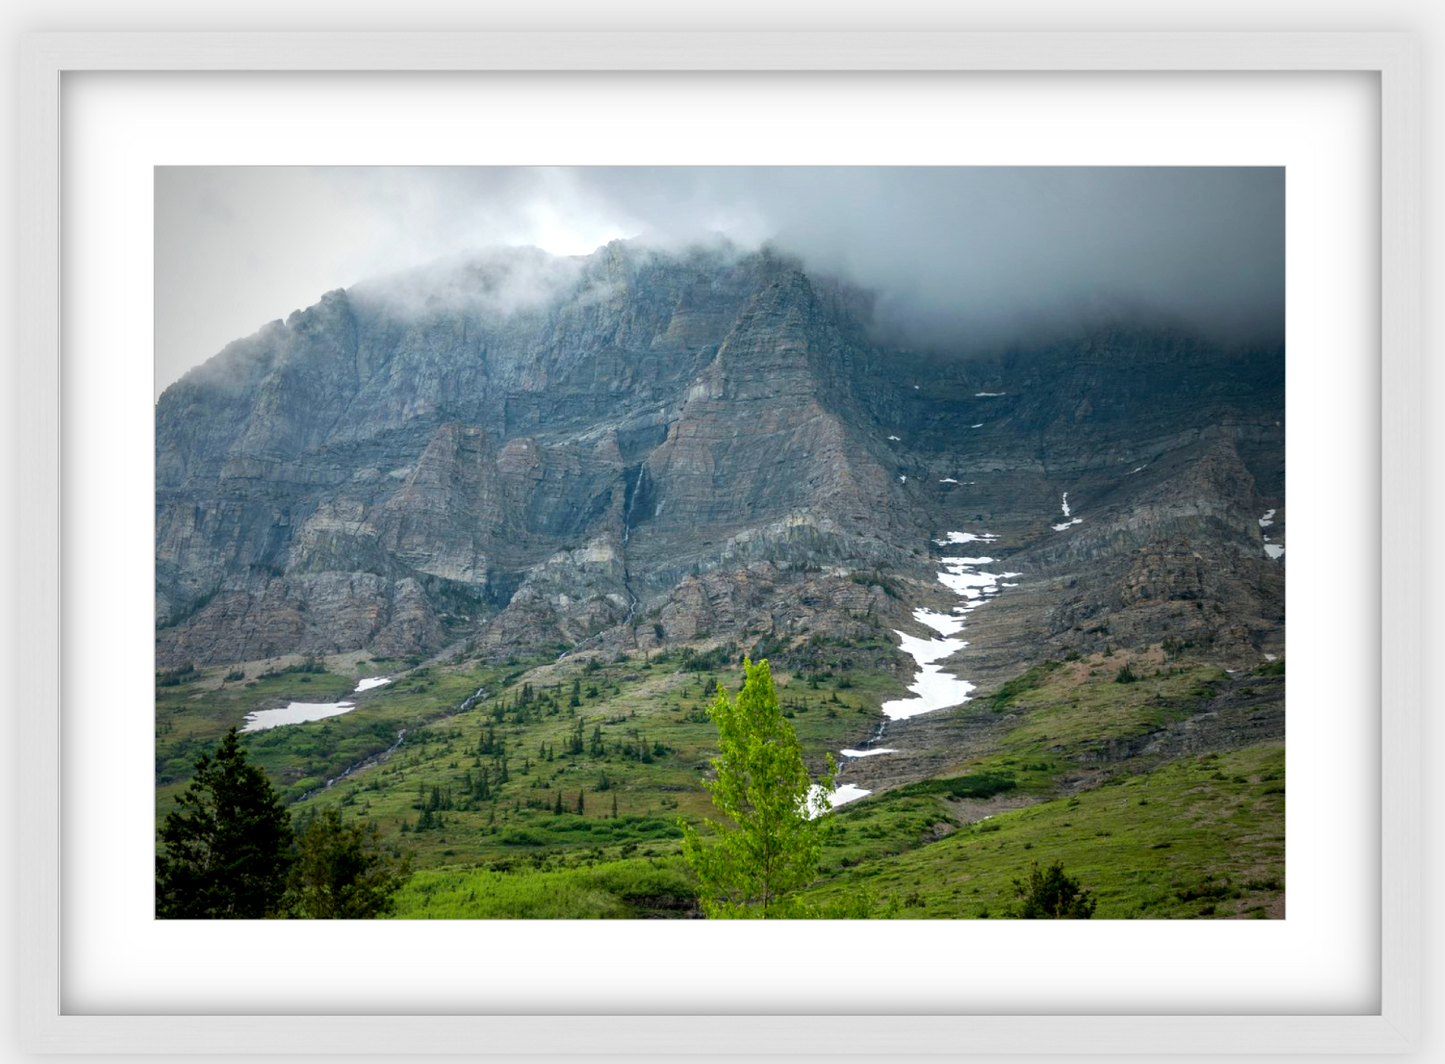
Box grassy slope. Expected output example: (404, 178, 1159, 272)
(155, 643, 1284, 919)
(392, 856, 698, 919)
(155, 644, 904, 865)
(304, 651, 903, 869)
(804, 741, 1284, 918)
(156, 657, 522, 818)
(958, 655, 1231, 794)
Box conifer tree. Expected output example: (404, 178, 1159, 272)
(1010, 860, 1097, 919)
(285, 809, 411, 918)
(156, 728, 293, 918)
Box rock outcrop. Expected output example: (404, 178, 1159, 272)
(156, 240, 1284, 673)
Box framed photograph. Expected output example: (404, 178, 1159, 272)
(15, 31, 1420, 1055)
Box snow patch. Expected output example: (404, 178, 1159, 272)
(913, 607, 967, 637)
(879, 542, 1019, 721)
(937, 560, 1004, 599)
(975, 392, 1006, 397)
(242, 701, 355, 733)
(939, 478, 959, 484)
(934, 531, 998, 546)
(1051, 492, 1083, 531)
(840, 747, 897, 758)
(1259, 509, 1276, 528)
(805, 782, 871, 817)
(887, 435, 901, 441)
(899, 475, 907, 483)
(881, 632, 974, 720)
(353, 676, 392, 693)
(971, 423, 984, 429)
(1264, 543, 1284, 559)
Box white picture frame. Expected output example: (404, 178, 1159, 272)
(14, 31, 1421, 1056)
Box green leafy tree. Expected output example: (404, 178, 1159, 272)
(156, 727, 293, 918)
(285, 809, 412, 918)
(680, 658, 837, 918)
(1010, 860, 1098, 919)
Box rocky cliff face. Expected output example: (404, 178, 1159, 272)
(155, 240, 1284, 674)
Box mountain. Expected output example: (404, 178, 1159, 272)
(154, 239, 1288, 916)
(156, 240, 1283, 689)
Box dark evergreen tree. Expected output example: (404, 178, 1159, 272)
(156, 727, 293, 918)
(286, 809, 411, 918)
(576, 791, 585, 815)
(1010, 860, 1097, 919)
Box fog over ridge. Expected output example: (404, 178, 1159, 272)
(156, 166, 1284, 397)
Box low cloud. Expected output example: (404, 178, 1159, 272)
(349, 246, 591, 321)
(156, 166, 1284, 395)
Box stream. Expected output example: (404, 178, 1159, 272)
(294, 681, 490, 802)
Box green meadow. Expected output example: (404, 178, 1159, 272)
(155, 641, 1283, 918)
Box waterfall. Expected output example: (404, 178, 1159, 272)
(622, 464, 646, 544)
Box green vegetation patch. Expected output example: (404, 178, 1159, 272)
(392, 856, 697, 919)
(988, 661, 1062, 712)
(197, 648, 898, 872)
(802, 742, 1285, 919)
(952, 660, 1234, 794)
(892, 772, 1017, 802)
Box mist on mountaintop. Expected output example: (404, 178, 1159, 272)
(155, 166, 1284, 397)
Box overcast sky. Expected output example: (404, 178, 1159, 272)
(155, 166, 1284, 398)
